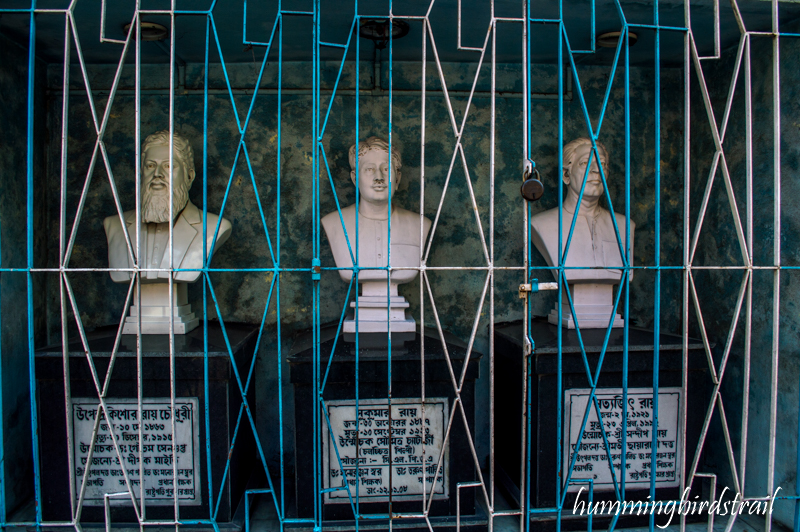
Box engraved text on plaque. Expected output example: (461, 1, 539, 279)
(323, 398, 449, 503)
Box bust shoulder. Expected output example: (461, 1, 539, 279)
(103, 210, 134, 235)
(103, 210, 136, 282)
(197, 210, 232, 241)
(530, 207, 564, 234)
(393, 206, 431, 229)
(321, 204, 356, 236)
(182, 201, 232, 247)
(611, 210, 636, 232)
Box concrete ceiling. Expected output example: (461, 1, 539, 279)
(1, 0, 798, 67)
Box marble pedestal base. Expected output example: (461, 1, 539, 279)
(343, 281, 416, 345)
(548, 283, 623, 329)
(493, 319, 709, 531)
(289, 324, 483, 527)
(123, 282, 199, 335)
(35, 323, 259, 525)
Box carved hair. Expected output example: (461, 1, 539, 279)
(142, 130, 196, 179)
(562, 137, 608, 175)
(348, 136, 402, 172)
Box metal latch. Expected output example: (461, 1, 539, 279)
(518, 283, 533, 299)
(311, 258, 321, 281)
(523, 335, 533, 356)
(519, 280, 558, 299)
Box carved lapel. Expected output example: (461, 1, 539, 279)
(159, 213, 198, 270)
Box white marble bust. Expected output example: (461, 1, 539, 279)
(321, 137, 431, 342)
(530, 138, 634, 329)
(103, 131, 232, 334)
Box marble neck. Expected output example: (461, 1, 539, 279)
(563, 188, 602, 218)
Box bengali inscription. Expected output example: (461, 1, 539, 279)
(563, 388, 681, 492)
(71, 398, 200, 506)
(323, 398, 449, 503)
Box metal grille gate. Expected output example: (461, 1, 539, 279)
(0, 0, 797, 531)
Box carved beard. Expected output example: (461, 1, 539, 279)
(141, 181, 189, 224)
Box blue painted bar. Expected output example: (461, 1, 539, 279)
(554, 15, 564, 529)
(276, 9, 286, 527)
(202, 14, 215, 525)
(650, 0, 662, 528)
(25, 2, 43, 527)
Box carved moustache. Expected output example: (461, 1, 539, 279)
(148, 177, 169, 190)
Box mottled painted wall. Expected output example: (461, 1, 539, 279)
(44, 59, 683, 474)
(689, 24, 800, 527)
(0, 31, 46, 515)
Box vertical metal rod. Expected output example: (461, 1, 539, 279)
(167, 1, 180, 525)
(388, 4, 395, 526)
(523, 4, 534, 531)
(134, 1, 146, 524)
(554, 15, 564, 532)
(520, 0, 531, 526)
(679, 8, 691, 530)
(277, 8, 286, 528)
(766, 0, 781, 529)
(354, 6, 362, 524)
(419, 16, 429, 518)
(489, 12, 497, 530)
(202, 12, 215, 528)
(419, 19, 427, 376)
(621, 21, 631, 514)
(312, 1, 321, 529)
(741, 32, 752, 506)
(25, 1, 43, 527)
(59, 11, 76, 525)
(649, 1, 662, 526)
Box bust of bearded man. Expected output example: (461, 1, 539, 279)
(103, 130, 232, 334)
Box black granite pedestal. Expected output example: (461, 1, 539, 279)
(494, 319, 709, 531)
(35, 323, 259, 527)
(289, 325, 484, 530)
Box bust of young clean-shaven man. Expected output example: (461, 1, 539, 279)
(530, 137, 635, 329)
(322, 136, 431, 344)
(104, 130, 232, 334)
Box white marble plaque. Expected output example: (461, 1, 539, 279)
(563, 388, 681, 492)
(71, 397, 201, 506)
(322, 398, 449, 503)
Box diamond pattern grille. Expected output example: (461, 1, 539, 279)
(0, 0, 796, 530)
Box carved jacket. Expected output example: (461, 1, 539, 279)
(321, 204, 432, 285)
(530, 205, 634, 283)
(103, 201, 232, 283)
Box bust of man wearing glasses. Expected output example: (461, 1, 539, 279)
(103, 131, 231, 334)
(322, 136, 431, 343)
(530, 138, 634, 329)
